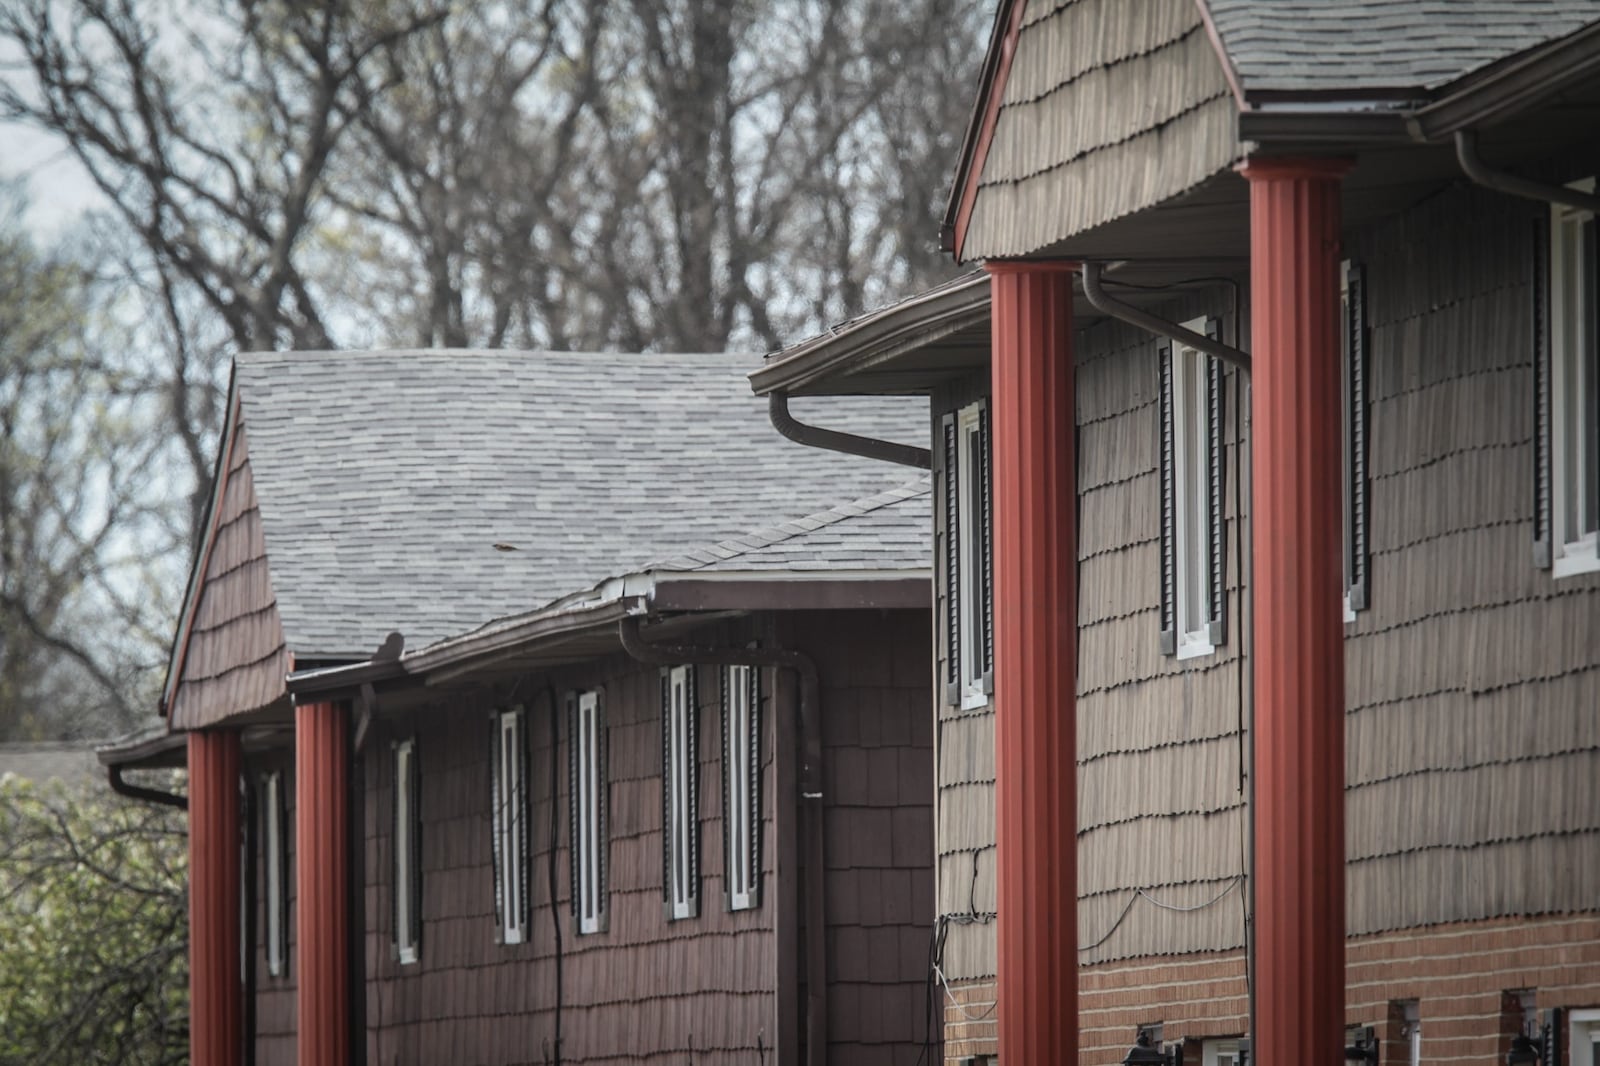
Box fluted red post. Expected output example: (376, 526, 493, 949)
(295, 701, 348, 1066)
(188, 730, 243, 1066)
(987, 262, 1078, 1065)
(1241, 157, 1350, 1066)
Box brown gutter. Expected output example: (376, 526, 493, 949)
(1410, 20, 1600, 141)
(617, 616, 829, 1066)
(1454, 129, 1600, 213)
(769, 393, 930, 470)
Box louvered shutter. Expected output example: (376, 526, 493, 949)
(407, 742, 422, 956)
(746, 664, 763, 910)
(941, 412, 961, 702)
(489, 715, 504, 942)
(1539, 1009, 1564, 1066)
(1533, 217, 1554, 568)
(720, 667, 733, 912)
(594, 688, 609, 932)
(660, 670, 674, 916)
(685, 667, 699, 918)
(1157, 341, 1177, 655)
(516, 710, 531, 933)
(1586, 216, 1599, 560)
(978, 399, 994, 692)
(566, 694, 580, 920)
(1205, 318, 1228, 646)
(389, 743, 400, 960)
(275, 772, 290, 972)
(1346, 263, 1371, 610)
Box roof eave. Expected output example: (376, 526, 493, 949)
(941, 0, 1029, 260)
(647, 570, 932, 612)
(750, 273, 990, 396)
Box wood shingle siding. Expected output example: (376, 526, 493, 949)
(963, 0, 1236, 261)
(1342, 181, 1600, 935)
(168, 419, 289, 730)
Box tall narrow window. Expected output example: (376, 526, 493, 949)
(261, 771, 288, 978)
(661, 666, 700, 920)
(942, 399, 992, 708)
(491, 708, 528, 944)
(1203, 1038, 1244, 1066)
(1542, 180, 1600, 577)
(1569, 1010, 1597, 1066)
(393, 738, 420, 964)
(1160, 317, 1227, 658)
(722, 664, 761, 911)
(1343, 260, 1371, 617)
(569, 690, 607, 934)
(1401, 1002, 1421, 1066)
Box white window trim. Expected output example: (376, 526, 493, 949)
(1202, 1038, 1242, 1066)
(666, 666, 696, 921)
(1550, 177, 1600, 577)
(575, 690, 604, 935)
(1572, 1009, 1600, 1066)
(1403, 1001, 1421, 1066)
(496, 709, 526, 945)
(726, 664, 757, 911)
(1341, 260, 1359, 622)
(955, 401, 988, 708)
(1173, 316, 1218, 660)
(394, 739, 418, 965)
(263, 771, 285, 978)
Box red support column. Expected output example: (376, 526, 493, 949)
(188, 730, 243, 1066)
(295, 701, 349, 1066)
(1240, 157, 1350, 1066)
(987, 262, 1078, 1066)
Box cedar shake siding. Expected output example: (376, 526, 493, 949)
(354, 611, 933, 1065)
(168, 417, 290, 731)
(934, 181, 1600, 1061)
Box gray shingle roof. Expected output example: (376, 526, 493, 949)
(0, 742, 99, 784)
(235, 349, 927, 659)
(1204, 1, 1600, 93)
(645, 478, 931, 573)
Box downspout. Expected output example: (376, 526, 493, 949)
(1081, 262, 1253, 373)
(770, 392, 932, 469)
(106, 764, 188, 809)
(1454, 130, 1600, 213)
(618, 615, 828, 1066)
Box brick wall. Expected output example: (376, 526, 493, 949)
(942, 915, 1600, 1065)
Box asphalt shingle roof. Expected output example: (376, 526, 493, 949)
(1203, 1, 1599, 93)
(235, 349, 927, 659)
(645, 478, 931, 573)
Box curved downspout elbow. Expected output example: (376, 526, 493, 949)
(1082, 262, 1253, 374)
(618, 616, 827, 1066)
(770, 392, 931, 470)
(107, 764, 188, 809)
(1454, 129, 1600, 213)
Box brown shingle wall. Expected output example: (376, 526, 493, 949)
(170, 419, 289, 729)
(788, 609, 937, 1066)
(1343, 181, 1600, 934)
(249, 749, 296, 1066)
(361, 619, 781, 1065)
(945, 914, 1600, 1066)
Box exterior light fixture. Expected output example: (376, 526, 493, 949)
(1507, 1033, 1544, 1066)
(1346, 1025, 1379, 1065)
(1124, 1028, 1182, 1066)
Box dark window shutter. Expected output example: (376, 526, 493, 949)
(1539, 1009, 1564, 1066)
(1205, 318, 1228, 646)
(1158, 341, 1177, 655)
(276, 771, 290, 973)
(1586, 216, 1599, 560)
(941, 412, 961, 701)
(685, 667, 699, 917)
(594, 689, 609, 932)
(1533, 217, 1554, 568)
(660, 670, 673, 915)
(516, 711, 531, 932)
(389, 743, 400, 960)
(407, 741, 422, 956)
(720, 667, 733, 912)
(978, 399, 994, 692)
(567, 694, 580, 920)
(1346, 263, 1371, 611)
(489, 715, 504, 942)
(747, 664, 763, 910)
